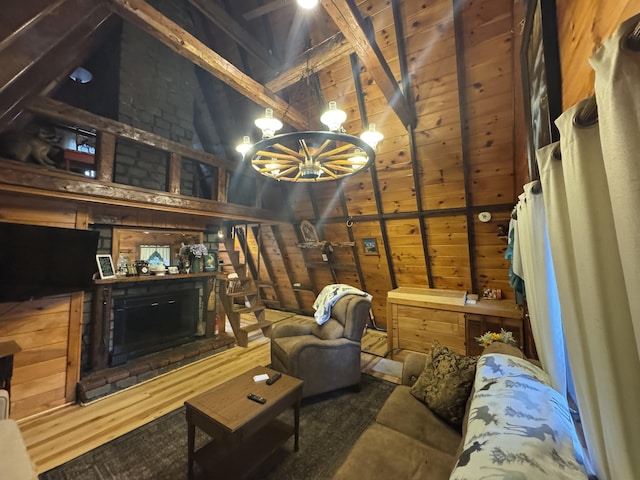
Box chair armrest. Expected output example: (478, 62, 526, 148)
(402, 352, 428, 386)
(272, 316, 315, 338)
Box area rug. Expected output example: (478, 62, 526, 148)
(39, 374, 395, 480)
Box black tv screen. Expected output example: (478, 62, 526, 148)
(0, 222, 99, 302)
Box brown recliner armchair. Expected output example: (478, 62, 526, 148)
(270, 294, 371, 398)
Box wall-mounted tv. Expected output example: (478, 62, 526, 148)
(0, 222, 99, 302)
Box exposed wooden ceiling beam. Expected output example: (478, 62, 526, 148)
(242, 0, 290, 21)
(319, 0, 416, 128)
(265, 32, 353, 93)
(187, 0, 280, 70)
(109, 0, 307, 130)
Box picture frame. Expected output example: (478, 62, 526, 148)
(96, 254, 116, 279)
(362, 238, 378, 255)
(520, 0, 562, 181)
(299, 220, 319, 243)
(203, 252, 218, 272)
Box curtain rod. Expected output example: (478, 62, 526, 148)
(575, 95, 598, 127)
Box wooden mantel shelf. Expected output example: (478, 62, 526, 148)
(94, 271, 220, 285)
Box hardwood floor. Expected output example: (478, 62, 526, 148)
(18, 314, 397, 475)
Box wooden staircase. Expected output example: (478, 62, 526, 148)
(218, 235, 272, 347)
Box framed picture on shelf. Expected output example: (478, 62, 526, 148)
(521, 0, 562, 181)
(96, 254, 116, 279)
(203, 252, 218, 272)
(362, 238, 378, 255)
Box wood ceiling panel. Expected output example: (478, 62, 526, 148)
(470, 174, 515, 206)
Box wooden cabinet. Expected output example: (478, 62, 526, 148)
(387, 287, 523, 357)
(465, 314, 524, 356)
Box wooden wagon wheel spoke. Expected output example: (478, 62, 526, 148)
(272, 143, 304, 157)
(256, 149, 301, 161)
(311, 139, 333, 157)
(317, 143, 355, 159)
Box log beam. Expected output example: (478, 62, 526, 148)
(265, 32, 354, 93)
(187, 0, 280, 70)
(28, 96, 236, 171)
(319, 0, 415, 128)
(0, 162, 288, 224)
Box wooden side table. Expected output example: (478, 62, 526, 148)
(185, 366, 303, 479)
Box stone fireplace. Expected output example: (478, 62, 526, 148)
(110, 288, 199, 366)
(78, 273, 234, 403)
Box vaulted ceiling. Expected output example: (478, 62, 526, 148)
(0, 0, 528, 319)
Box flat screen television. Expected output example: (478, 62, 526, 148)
(0, 222, 99, 302)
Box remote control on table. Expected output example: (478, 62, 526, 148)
(266, 373, 281, 385)
(247, 393, 267, 404)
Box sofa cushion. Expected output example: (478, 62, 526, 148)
(410, 342, 478, 428)
(333, 422, 457, 480)
(311, 318, 345, 340)
(377, 385, 462, 455)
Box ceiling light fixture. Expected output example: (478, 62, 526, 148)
(237, 102, 382, 182)
(69, 67, 93, 84)
(297, 0, 318, 9)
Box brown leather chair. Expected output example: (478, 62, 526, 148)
(270, 294, 371, 398)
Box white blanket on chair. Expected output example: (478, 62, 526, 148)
(312, 284, 372, 325)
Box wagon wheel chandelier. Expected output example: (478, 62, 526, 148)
(236, 101, 383, 182)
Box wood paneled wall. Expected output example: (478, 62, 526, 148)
(556, 0, 640, 109)
(270, 0, 520, 327)
(0, 193, 86, 419)
(0, 192, 215, 419)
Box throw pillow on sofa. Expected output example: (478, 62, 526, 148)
(410, 341, 478, 428)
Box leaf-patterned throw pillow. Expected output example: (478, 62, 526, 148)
(410, 341, 478, 428)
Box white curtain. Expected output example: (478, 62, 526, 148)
(513, 177, 567, 393)
(535, 15, 640, 479)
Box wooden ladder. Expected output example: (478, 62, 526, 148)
(218, 236, 272, 347)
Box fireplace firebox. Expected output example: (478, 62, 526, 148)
(110, 289, 199, 366)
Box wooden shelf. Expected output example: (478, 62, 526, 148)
(292, 284, 314, 292)
(297, 241, 355, 249)
(94, 271, 220, 285)
(304, 262, 356, 271)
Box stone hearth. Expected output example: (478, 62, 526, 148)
(77, 333, 235, 403)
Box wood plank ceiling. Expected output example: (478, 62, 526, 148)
(0, 0, 525, 327)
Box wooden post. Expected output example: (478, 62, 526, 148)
(95, 132, 115, 183)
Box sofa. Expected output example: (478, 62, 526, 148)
(333, 343, 590, 480)
(0, 389, 37, 479)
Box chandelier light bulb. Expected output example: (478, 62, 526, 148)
(266, 159, 281, 176)
(235, 136, 252, 156)
(320, 101, 347, 132)
(348, 149, 367, 166)
(360, 123, 384, 149)
(297, 0, 318, 9)
(255, 108, 283, 139)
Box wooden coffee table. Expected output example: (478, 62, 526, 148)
(185, 366, 303, 479)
